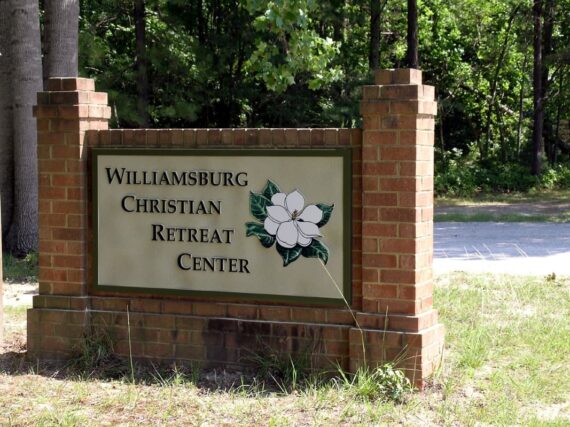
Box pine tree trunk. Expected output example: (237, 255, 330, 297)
(43, 0, 79, 83)
(406, 0, 419, 69)
(369, 0, 380, 70)
(135, 0, 149, 127)
(531, 0, 543, 176)
(0, 0, 14, 239)
(6, 0, 43, 255)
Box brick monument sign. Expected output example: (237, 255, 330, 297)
(28, 69, 444, 388)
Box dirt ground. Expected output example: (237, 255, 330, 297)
(0, 283, 29, 360)
(436, 198, 570, 217)
(2, 282, 37, 308)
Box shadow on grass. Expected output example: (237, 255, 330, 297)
(1, 342, 412, 403)
(0, 343, 329, 396)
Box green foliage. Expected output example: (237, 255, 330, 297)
(245, 0, 342, 92)
(315, 203, 334, 228)
(276, 243, 303, 266)
(539, 164, 570, 189)
(301, 239, 329, 264)
(249, 191, 272, 222)
(436, 154, 570, 196)
(2, 251, 38, 283)
(245, 222, 276, 248)
(76, 0, 570, 179)
(338, 364, 413, 403)
(262, 179, 280, 199)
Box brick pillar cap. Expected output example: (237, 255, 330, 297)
(375, 69, 422, 86)
(46, 77, 96, 92)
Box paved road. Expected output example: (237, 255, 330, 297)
(434, 222, 570, 276)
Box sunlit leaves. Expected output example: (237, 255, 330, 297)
(244, 0, 342, 93)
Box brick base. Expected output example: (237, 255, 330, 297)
(28, 294, 443, 387)
(28, 298, 351, 372)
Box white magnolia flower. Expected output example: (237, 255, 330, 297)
(264, 190, 324, 248)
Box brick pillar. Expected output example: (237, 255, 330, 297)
(28, 78, 110, 359)
(351, 69, 444, 387)
(34, 78, 110, 297)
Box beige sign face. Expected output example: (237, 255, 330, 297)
(93, 149, 351, 303)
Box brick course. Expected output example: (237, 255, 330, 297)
(28, 70, 444, 388)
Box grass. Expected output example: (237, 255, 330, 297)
(435, 188, 570, 222)
(2, 251, 38, 283)
(1, 272, 570, 425)
(435, 188, 570, 206)
(435, 211, 570, 223)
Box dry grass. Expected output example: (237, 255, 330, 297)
(435, 189, 570, 206)
(435, 189, 570, 223)
(1, 272, 570, 426)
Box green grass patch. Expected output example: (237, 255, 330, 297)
(435, 189, 570, 207)
(3, 305, 28, 316)
(432, 273, 570, 424)
(2, 251, 38, 283)
(435, 212, 570, 223)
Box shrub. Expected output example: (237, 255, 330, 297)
(435, 157, 570, 197)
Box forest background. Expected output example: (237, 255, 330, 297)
(0, 0, 569, 254)
(83, 0, 570, 193)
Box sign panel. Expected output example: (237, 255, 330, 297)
(92, 148, 351, 304)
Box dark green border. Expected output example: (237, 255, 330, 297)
(92, 147, 352, 306)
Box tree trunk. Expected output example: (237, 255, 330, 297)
(438, 97, 446, 164)
(369, 1, 388, 71)
(553, 70, 564, 164)
(0, 0, 14, 239)
(134, 0, 149, 127)
(541, 0, 554, 164)
(6, 0, 43, 254)
(43, 0, 79, 84)
(197, 0, 205, 45)
(531, 0, 543, 176)
(517, 51, 529, 158)
(406, 0, 419, 69)
(482, 5, 520, 161)
(369, 0, 380, 70)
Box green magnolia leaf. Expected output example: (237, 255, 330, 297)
(276, 244, 303, 267)
(316, 203, 334, 228)
(262, 180, 281, 200)
(250, 192, 271, 221)
(245, 222, 275, 248)
(301, 239, 329, 264)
